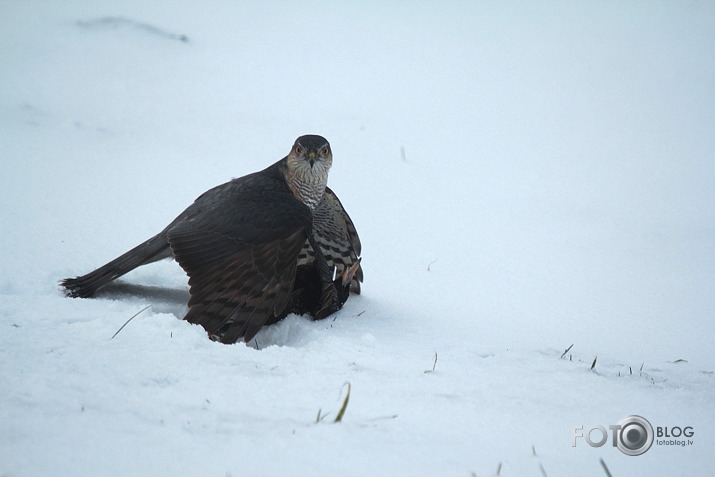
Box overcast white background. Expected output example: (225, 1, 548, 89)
(1, 1, 714, 476)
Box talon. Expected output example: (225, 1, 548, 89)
(341, 258, 362, 286)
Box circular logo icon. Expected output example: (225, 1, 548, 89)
(616, 415, 654, 456)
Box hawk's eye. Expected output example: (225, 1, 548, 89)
(321, 146, 329, 155)
(294, 146, 303, 155)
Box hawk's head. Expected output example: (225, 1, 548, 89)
(284, 135, 333, 209)
(286, 135, 333, 180)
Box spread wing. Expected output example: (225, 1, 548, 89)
(166, 169, 312, 343)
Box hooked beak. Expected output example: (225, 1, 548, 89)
(307, 152, 316, 167)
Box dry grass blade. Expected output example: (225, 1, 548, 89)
(591, 356, 598, 370)
(111, 305, 151, 339)
(560, 344, 574, 359)
(315, 408, 330, 423)
(334, 382, 351, 423)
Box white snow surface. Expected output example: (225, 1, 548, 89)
(2, 1, 714, 476)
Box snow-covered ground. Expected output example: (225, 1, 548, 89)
(2, 1, 714, 475)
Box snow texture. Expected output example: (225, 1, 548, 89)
(1, 1, 714, 476)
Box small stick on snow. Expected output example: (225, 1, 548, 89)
(599, 458, 614, 477)
(111, 305, 151, 339)
(424, 351, 438, 373)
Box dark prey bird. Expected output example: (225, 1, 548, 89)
(61, 135, 362, 344)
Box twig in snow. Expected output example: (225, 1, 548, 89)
(424, 351, 438, 373)
(111, 305, 151, 339)
(366, 414, 398, 422)
(599, 458, 613, 477)
(77, 17, 189, 43)
(560, 344, 573, 359)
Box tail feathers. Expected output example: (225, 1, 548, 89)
(60, 233, 172, 298)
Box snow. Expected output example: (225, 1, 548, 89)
(1, 1, 714, 475)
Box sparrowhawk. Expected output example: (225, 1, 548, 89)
(61, 135, 363, 343)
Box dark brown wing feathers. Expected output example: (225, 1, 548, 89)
(172, 230, 306, 343)
(165, 163, 313, 343)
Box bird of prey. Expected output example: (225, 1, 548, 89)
(61, 135, 362, 344)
